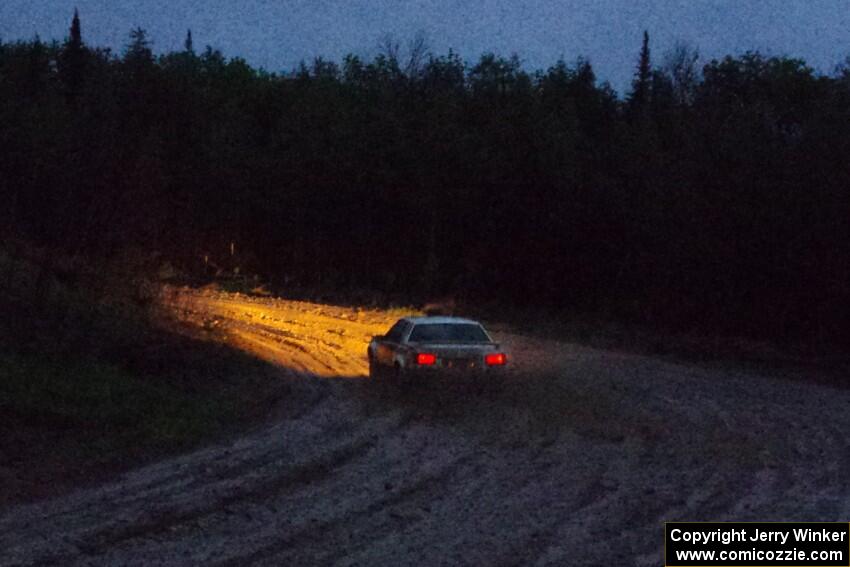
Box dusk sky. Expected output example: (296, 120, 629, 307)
(1, 1, 848, 94)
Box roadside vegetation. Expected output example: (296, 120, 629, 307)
(0, 244, 298, 507)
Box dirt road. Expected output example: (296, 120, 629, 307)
(2, 288, 849, 566)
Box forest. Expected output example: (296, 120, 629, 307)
(2, 13, 849, 346)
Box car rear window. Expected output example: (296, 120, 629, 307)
(384, 320, 410, 342)
(408, 323, 489, 343)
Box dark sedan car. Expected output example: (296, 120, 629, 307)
(367, 316, 507, 383)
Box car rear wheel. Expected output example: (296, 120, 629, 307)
(393, 363, 408, 389)
(368, 356, 383, 381)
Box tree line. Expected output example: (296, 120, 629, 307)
(2, 13, 849, 345)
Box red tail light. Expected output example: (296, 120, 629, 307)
(417, 353, 437, 365)
(485, 353, 507, 366)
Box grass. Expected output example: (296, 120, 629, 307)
(0, 287, 292, 507)
(0, 351, 233, 450)
(0, 244, 306, 506)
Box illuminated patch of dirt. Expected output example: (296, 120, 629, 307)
(158, 286, 407, 378)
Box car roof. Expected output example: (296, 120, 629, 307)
(403, 316, 482, 326)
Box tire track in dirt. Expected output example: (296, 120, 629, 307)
(77, 436, 379, 557)
(223, 452, 479, 566)
(75, 415, 478, 566)
(1, 395, 403, 566)
(4, 288, 850, 566)
(1, 390, 331, 529)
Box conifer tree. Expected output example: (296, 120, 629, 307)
(125, 27, 153, 65)
(184, 29, 194, 54)
(59, 8, 87, 100)
(69, 8, 82, 48)
(629, 30, 651, 114)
